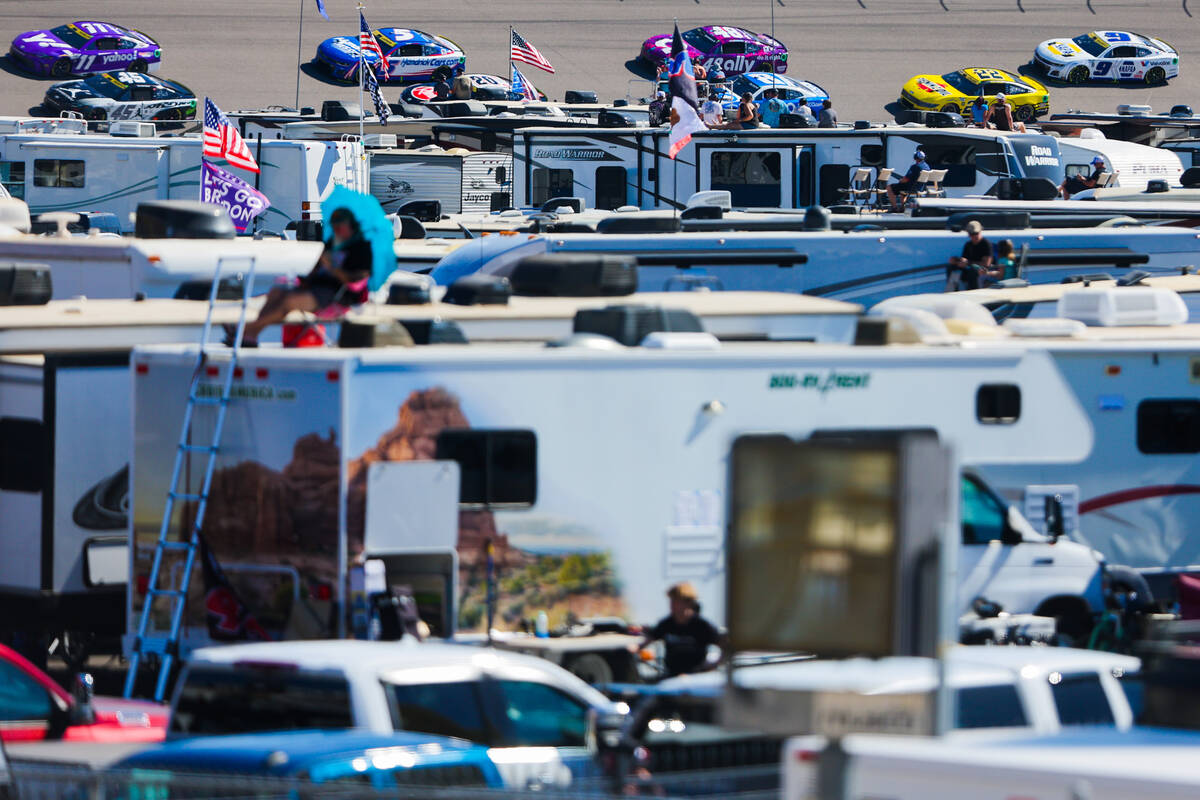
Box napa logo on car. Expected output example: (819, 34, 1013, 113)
(1118, 61, 1136, 76)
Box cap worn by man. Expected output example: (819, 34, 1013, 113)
(965, 220, 983, 235)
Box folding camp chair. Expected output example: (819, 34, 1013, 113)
(868, 168, 893, 209)
(838, 167, 873, 211)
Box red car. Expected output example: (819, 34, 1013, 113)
(0, 644, 167, 743)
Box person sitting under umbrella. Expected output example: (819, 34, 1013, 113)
(230, 207, 373, 347)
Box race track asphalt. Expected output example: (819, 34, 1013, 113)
(0, 1, 1198, 124)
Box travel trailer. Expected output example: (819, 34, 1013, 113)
(370, 147, 512, 214)
(511, 125, 1066, 210)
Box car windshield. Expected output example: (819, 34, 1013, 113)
(955, 684, 1028, 728)
(730, 75, 762, 96)
(940, 72, 978, 94)
(1049, 673, 1116, 726)
(1072, 34, 1108, 57)
(170, 667, 354, 736)
(82, 74, 129, 99)
(49, 24, 90, 49)
(682, 29, 717, 52)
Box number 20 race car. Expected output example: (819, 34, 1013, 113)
(316, 28, 465, 84)
(1034, 31, 1178, 84)
(9, 21, 161, 78)
(640, 25, 787, 76)
(42, 72, 196, 121)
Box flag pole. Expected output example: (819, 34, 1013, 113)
(358, 4, 366, 142)
(673, 17, 679, 215)
(508, 26, 513, 99)
(295, 0, 305, 109)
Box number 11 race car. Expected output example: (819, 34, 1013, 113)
(1034, 31, 1178, 84)
(42, 72, 196, 121)
(9, 21, 161, 77)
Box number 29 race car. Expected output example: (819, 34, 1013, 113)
(640, 26, 787, 76)
(42, 72, 196, 121)
(316, 28, 465, 84)
(1033, 31, 1178, 84)
(900, 67, 1049, 120)
(9, 21, 161, 78)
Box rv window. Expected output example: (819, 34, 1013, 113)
(960, 474, 1007, 545)
(0, 161, 25, 199)
(709, 151, 781, 207)
(531, 168, 573, 207)
(1064, 163, 1090, 179)
(595, 166, 627, 210)
(435, 429, 537, 506)
(916, 143, 978, 188)
(859, 145, 883, 167)
(1137, 399, 1200, 454)
(1050, 673, 1116, 726)
(0, 417, 45, 492)
(33, 159, 85, 189)
(170, 666, 354, 735)
(975, 384, 1020, 424)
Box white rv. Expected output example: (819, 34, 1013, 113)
(370, 147, 512, 214)
(511, 125, 1065, 210)
(1056, 131, 1184, 190)
(0, 129, 366, 232)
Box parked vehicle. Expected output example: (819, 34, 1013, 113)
(0, 643, 165, 743)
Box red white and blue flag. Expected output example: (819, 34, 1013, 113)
(667, 24, 706, 159)
(359, 11, 389, 76)
(314, 0, 329, 20)
(510, 29, 555, 73)
(203, 98, 259, 173)
(510, 65, 538, 102)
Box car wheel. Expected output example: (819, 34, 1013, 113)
(564, 652, 615, 685)
(1146, 66, 1166, 85)
(51, 57, 72, 77)
(1014, 104, 1034, 122)
(130, 60, 148, 73)
(941, 103, 960, 115)
(1067, 65, 1089, 84)
(156, 108, 181, 121)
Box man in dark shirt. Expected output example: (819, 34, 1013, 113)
(1061, 156, 1106, 199)
(887, 149, 930, 212)
(946, 220, 993, 291)
(640, 582, 721, 678)
(818, 99, 838, 128)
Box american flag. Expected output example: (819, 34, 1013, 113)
(359, 11, 389, 76)
(363, 56, 390, 126)
(510, 65, 538, 102)
(202, 98, 259, 173)
(510, 29, 554, 74)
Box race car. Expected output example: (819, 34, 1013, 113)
(400, 73, 546, 103)
(639, 25, 787, 76)
(900, 67, 1049, 121)
(1034, 31, 1178, 84)
(42, 71, 195, 121)
(9, 21, 160, 77)
(315, 28, 465, 84)
(713, 72, 828, 114)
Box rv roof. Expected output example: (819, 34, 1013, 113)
(961, 273, 1200, 305)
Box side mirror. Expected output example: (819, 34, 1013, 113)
(69, 672, 96, 726)
(1044, 494, 1065, 542)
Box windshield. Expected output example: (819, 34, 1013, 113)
(940, 72, 979, 94)
(1072, 34, 1108, 56)
(82, 74, 128, 99)
(730, 75, 762, 96)
(955, 684, 1028, 728)
(682, 29, 717, 53)
(170, 667, 354, 736)
(49, 24, 90, 49)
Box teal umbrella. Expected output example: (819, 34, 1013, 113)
(321, 185, 396, 293)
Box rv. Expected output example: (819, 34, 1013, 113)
(511, 125, 1065, 210)
(0, 129, 366, 232)
(370, 147, 512, 214)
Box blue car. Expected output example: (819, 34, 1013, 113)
(714, 72, 829, 115)
(315, 27, 465, 84)
(114, 729, 504, 789)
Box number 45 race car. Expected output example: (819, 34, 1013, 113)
(1034, 31, 1178, 84)
(42, 72, 196, 121)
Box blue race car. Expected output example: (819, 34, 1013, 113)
(714, 72, 828, 114)
(315, 27, 465, 84)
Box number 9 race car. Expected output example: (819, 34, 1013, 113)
(316, 28, 465, 84)
(639, 26, 787, 76)
(9, 21, 161, 78)
(42, 72, 196, 121)
(900, 67, 1049, 120)
(1033, 31, 1178, 84)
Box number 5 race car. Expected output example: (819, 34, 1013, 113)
(9, 21, 161, 78)
(640, 26, 787, 76)
(1034, 31, 1178, 84)
(316, 28, 465, 84)
(42, 72, 196, 121)
(900, 67, 1049, 120)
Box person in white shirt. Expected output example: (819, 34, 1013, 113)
(700, 89, 724, 128)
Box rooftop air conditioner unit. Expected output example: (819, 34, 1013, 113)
(1057, 287, 1187, 327)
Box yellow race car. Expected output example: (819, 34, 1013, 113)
(900, 67, 1049, 121)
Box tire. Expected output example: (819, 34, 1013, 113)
(51, 57, 72, 77)
(1014, 104, 1034, 122)
(130, 59, 148, 74)
(1036, 596, 1094, 643)
(1067, 65, 1090, 84)
(564, 652, 615, 685)
(155, 107, 181, 121)
(85, 108, 106, 121)
(1146, 67, 1166, 85)
(940, 103, 960, 115)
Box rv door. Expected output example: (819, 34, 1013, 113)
(699, 146, 795, 208)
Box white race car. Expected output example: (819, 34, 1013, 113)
(42, 70, 196, 120)
(1034, 31, 1178, 84)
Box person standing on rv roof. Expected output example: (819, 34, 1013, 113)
(886, 149, 930, 212)
(945, 220, 994, 291)
(637, 582, 723, 678)
(231, 207, 372, 347)
(1060, 156, 1106, 199)
(818, 99, 838, 128)
(758, 87, 787, 127)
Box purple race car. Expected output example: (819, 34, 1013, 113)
(639, 25, 787, 76)
(9, 21, 161, 78)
